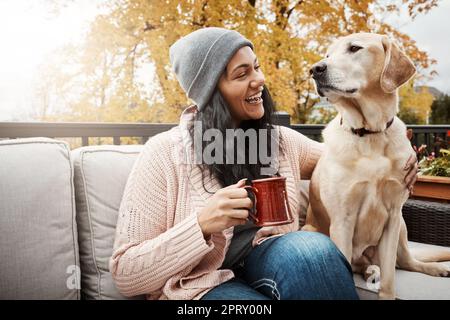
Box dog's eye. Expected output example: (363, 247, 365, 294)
(349, 45, 363, 53)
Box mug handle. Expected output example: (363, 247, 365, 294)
(282, 189, 294, 224)
(242, 185, 258, 223)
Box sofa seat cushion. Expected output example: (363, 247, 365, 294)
(0, 138, 80, 299)
(72, 144, 145, 300)
(354, 241, 450, 299)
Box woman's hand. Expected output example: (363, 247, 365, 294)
(404, 154, 418, 195)
(197, 178, 252, 239)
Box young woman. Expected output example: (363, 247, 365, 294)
(109, 27, 417, 300)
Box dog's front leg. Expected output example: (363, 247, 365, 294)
(327, 190, 364, 263)
(329, 214, 357, 264)
(377, 212, 401, 300)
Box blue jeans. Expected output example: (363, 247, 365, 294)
(202, 231, 359, 300)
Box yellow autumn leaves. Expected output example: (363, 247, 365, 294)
(37, 0, 437, 124)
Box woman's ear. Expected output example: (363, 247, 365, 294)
(380, 35, 416, 93)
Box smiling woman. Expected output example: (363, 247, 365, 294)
(0, 0, 102, 121)
(217, 46, 266, 127)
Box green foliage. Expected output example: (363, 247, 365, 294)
(418, 149, 450, 177)
(398, 105, 424, 124)
(398, 82, 434, 124)
(429, 94, 450, 124)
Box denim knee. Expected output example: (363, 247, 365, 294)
(275, 231, 352, 274)
(243, 231, 358, 299)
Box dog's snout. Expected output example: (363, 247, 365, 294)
(310, 63, 327, 78)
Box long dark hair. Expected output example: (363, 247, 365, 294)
(188, 85, 282, 191)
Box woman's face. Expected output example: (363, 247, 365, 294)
(218, 46, 265, 126)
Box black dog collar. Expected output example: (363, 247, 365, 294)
(340, 117, 395, 137)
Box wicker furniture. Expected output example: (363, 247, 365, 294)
(403, 199, 450, 247)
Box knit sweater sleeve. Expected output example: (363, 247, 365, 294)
(109, 132, 214, 297)
(280, 126, 324, 180)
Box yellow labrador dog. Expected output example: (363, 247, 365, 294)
(302, 33, 450, 299)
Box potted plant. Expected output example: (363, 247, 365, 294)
(406, 129, 450, 202)
(414, 148, 450, 202)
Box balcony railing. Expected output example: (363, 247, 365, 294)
(0, 121, 176, 146)
(406, 125, 449, 155)
(0, 112, 448, 156)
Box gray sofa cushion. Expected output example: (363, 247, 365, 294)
(0, 138, 80, 299)
(354, 241, 450, 300)
(72, 145, 145, 300)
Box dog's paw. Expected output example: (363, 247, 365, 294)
(421, 262, 450, 277)
(378, 291, 396, 300)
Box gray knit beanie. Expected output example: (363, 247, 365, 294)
(169, 27, 254, 111)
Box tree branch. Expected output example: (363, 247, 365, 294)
(286, 0, 303, 21)
(143, 21, 156, 32)
(281, 0, 303, 30)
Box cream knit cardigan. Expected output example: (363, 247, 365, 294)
(109, 106, 324, 300)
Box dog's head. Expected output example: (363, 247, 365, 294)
(310, 33, 416, 102)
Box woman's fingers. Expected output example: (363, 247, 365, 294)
(404, 162, 418, 190)
(255, 227, 276, 238)
(406, 171, 418, 192)
(228, 197, 253, 210)
(403, 154, 418, 193)
(410, 175, 418, 195)
(252, 227, 278, 247)
(404, 153, 417, 171)
(228, 217, 248, 227)
(228, 209, 250, 220)
(222, 178, 247, 190)
(219, 179, 249, 199)
(222, 186, 249, 199)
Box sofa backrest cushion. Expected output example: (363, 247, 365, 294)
(71, 144, 145, 300)
(0, 138, 80, 299)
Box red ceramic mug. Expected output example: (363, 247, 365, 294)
(242, 176, 294, 227)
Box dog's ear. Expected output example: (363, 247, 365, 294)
(380, 35, 416, 93)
